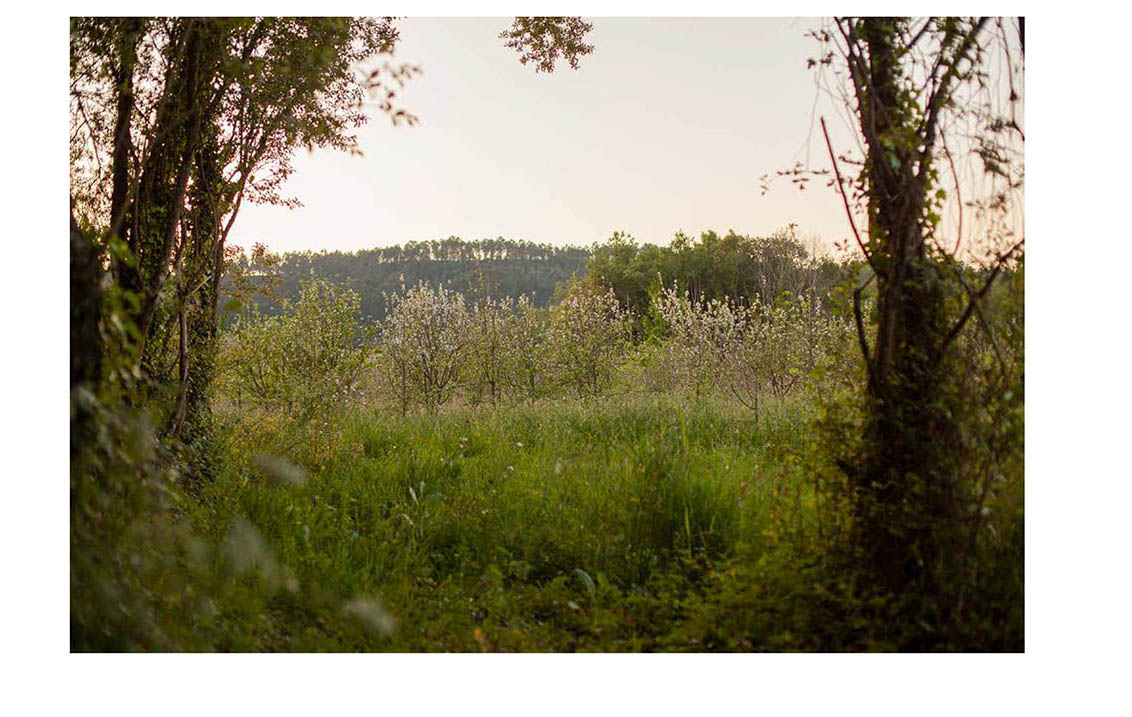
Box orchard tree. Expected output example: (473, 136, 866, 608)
(377, 282, 474, 413)
(549, 286, 633, 398)
(653, 283, 743, 400)
(501, 295, 552, 402)
(218, 280, 372, 417)
(467, 295, 515, 406)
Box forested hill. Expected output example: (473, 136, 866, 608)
(221, 230, 856, 325)
(223, 237, 591, 323)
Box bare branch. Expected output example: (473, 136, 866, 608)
(938, 238, 1023, 355)
(918, 18, 991, 178)
(821, 116, 876, 270)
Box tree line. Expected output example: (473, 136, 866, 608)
(221, 237, 591, 325)
(220, 226, 849, 328)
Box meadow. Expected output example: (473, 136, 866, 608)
(196, 395, 822, 651)
(71, 244, 1026, 653)
(68, 17, 1025, 654)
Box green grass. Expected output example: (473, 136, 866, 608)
(186, 395, 843, 651)
(74, 387, 1022, 652)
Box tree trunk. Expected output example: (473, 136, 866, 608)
(108, 18, 142, 252)
(851, 19, 959, 592)
(70, 211, 103, 391)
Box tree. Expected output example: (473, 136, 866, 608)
(548, 285, 633, 398)
(653, 283, 743, 401)
(467, 294, 515, 405)
(219, 280, 372, 418)
(812, 18, 1024, 596)
(70, 17, 412, 477)
(377, 282, 474, 413)
(500, 295, 552, 402)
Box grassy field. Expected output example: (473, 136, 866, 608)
(175, 395, 889, 651)
(72, 379, 1021, 652)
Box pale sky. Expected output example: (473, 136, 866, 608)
(232, 17, 859, 254)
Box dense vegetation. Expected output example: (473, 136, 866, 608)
(70, 16, 1024, 653)
(74, 228, 1024, 651)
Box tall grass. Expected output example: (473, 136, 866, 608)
(77, 386, 1020, 652)
(184, 394, 844, 651)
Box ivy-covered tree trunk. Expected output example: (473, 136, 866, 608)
(845, 18, 977, 594)
(131, 21, 206, 364)
(174, 135, 225, 484)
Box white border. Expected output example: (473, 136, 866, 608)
(6, 3, 1132, 715)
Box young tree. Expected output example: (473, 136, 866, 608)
(653, 283, 743, 400)
(377, 282, 474, 412)
(548, 286, 633, 398)
(503, 295, 552, 402)
(219, 280, 371, 418)
(467, 295, 515, 406)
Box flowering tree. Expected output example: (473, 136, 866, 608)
(501, 295, 552, 402)
(548, 286, 633, 398)
(466, 295, 515, 405)
(653, 283, 744, 399)
(377, 282, 474, 412)
(653, 281, 856, 416)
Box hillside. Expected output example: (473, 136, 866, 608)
(222, 237, 591, 324)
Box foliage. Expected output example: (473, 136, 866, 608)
(586, 227, 842, 325)
(217, 280, 372, 418)
(499, 17, 594, 73)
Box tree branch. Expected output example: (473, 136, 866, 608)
(822, 116, 876, 270)
(853, 273, 876, 377)
(938, 238, 1023, 355)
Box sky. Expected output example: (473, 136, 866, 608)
(231, 17, 858, 254)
